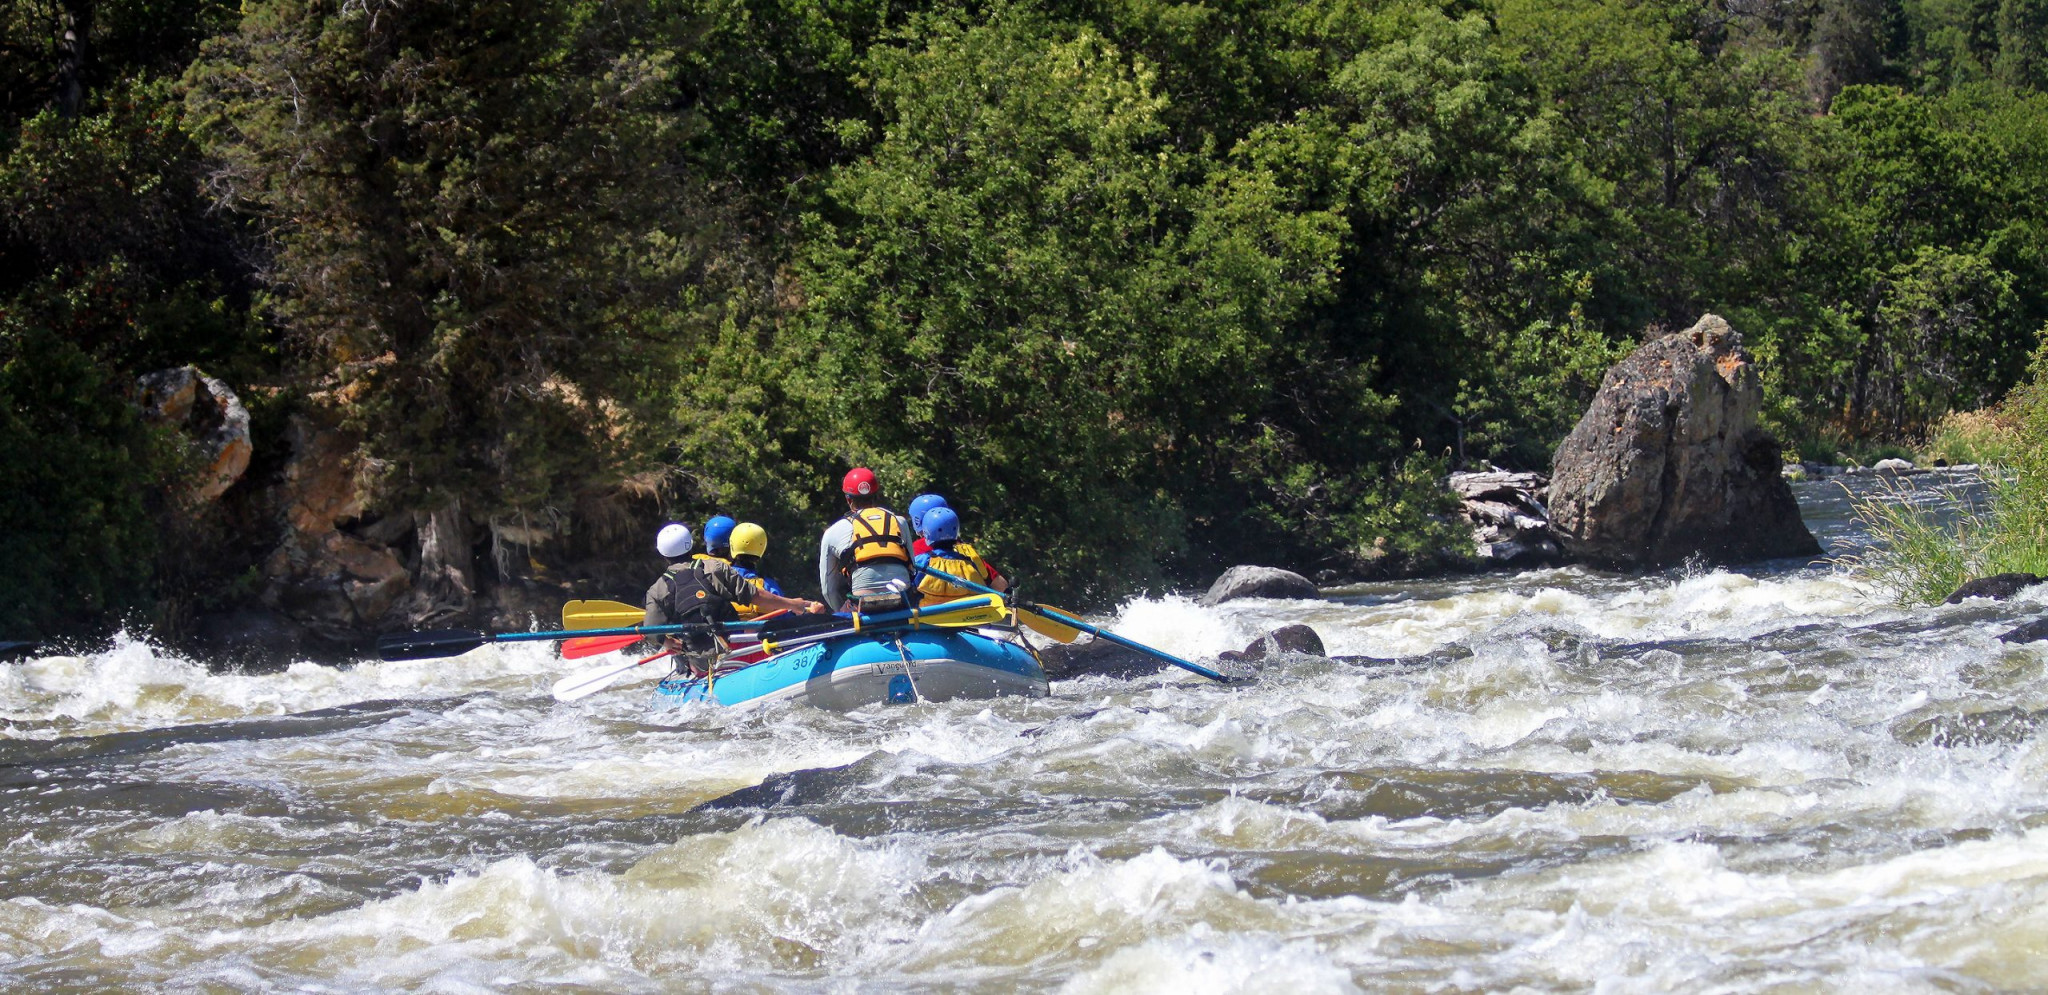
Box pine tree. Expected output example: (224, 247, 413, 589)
(185, 0, 700, 519)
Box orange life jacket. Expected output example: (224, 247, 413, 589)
(841, 507, 911, 568)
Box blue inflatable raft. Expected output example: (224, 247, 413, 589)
(653, 627, 1049, 711)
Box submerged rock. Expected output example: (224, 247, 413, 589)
(1201, 566, 1319, 605)
(1041, 623, 1329, 680)
(1548, 314, 1821, 569)
(1998, 619, 2048, 644)
(1896, 706, 2046, 747)
(1218, 624, 1326, 663)
(1333, 642, 1476, 672)
(1944, 573, 2043, 604)
(1036, 637, 1164, 680)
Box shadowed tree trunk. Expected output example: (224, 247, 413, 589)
(55, 0, 91, 117)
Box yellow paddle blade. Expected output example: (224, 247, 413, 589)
(1017, 605, 1083, 643)
(563, 599, 645, 631)
(922, 604, 1009, 628)
(899, 595, 1008, 630)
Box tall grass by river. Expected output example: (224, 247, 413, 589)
(1850, 365, 2048, 605)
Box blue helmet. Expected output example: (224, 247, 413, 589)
(703, 515, 738, 550)
(921, 506, 961, 542)
(908, 493, 949, 532)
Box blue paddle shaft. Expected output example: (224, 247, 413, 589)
(1032, 604, 1232, 683)
(911, 571, 1233, 684)
(493, 622, 730, 642)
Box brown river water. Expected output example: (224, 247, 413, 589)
(4, 472, 2047, 992)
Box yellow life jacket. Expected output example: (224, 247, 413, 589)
(692, 551, 730, 566)
(916, 542, 990, 605)
(843, 507, 911, 568)
(730, 569, 770, 620)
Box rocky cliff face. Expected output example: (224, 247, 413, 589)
(137, 366, 252, 503)
(246, 413, 664, 649)
(1548, 315, 1820, 569)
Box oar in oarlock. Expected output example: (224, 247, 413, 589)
(552, 649, 676, 702)
(376, 628, 501, 662)
(560, 610, 792, 660)
(376, 621, 732, 662)
(743, 594, 1009, 655)
(914, 575, 1239, 684)
(543, 597, 1014, 702)
(724, 595, 1012, 666)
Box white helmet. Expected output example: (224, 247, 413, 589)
(655, 523, 693, 558)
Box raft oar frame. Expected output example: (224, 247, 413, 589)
(544, 595, 1010, 702)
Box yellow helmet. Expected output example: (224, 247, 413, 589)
(730, 522, 768, 558)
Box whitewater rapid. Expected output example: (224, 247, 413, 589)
(4, 474, 2047, 991)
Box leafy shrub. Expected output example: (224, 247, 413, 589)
(1919, 408, 2022, 466)
(1851, 336, 2048, 605)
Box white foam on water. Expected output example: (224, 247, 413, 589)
(1382, 826, 2048, 991)
(1105, 593, 1262, 659)
(1064, 569, 1889, 672)
(1058, 927, 1361, 995)
(894, 846, 1297, 973)
(11, 546, 2048, 990)
(1125, 795, 1358, 854)
(0, 818, 931, 988)
(1323, 570, 1883, 658)
(127, 808, 364, 855)
(0, 634, 569, 739)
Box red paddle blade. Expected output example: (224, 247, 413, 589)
(561, 633, 642, 659)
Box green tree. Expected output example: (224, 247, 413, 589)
(794, 5, 1390, 596)
(1994, 0, 2048, 87)
(0, 78, 257, 377)
(0, 323, 183, 639)
(184, 0, 703, 530)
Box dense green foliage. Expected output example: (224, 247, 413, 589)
(1850, 347, 2048, 605)
(0, 325, 185, 635)
(7, 0, 2048, 632)
(183, 0, 699, 513)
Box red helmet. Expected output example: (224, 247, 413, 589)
(842, 467, 878, 497)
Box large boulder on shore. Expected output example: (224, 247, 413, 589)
(1548, 315, 1821, 569)
(1201, 566, 1319, 605)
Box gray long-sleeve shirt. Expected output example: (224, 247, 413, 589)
(818, 512, 914, 608)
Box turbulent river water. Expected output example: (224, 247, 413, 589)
(7, 472, 2048, 992)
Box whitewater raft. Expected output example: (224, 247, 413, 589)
(653, 626, 1049, 711)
